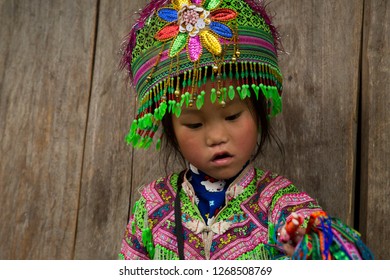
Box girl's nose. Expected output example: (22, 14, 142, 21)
(205, 123, 228, 147)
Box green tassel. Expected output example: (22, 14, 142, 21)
(203, 67, 208, 85)
(271, 88, 282, 116)
(236, 86, 243, 99)
(246, 85, 251, 97)
(229, 62, 233, 79)
(168, 100, 175, 113)
(137, 117, 143, 130)
(146, 113, 153, 127)
(183, 92, 191, 107)
(130, 120, 138, 135)
(125, 132, 133, 145)
(240, 62, 244, 79)
(251, 62, 256, 80)
(241, 84, 249, 98)
(139, 115, 147, 129)
(260, 84, 270, 99)
(141, 228, 155, 259)
(222, 87, 227, 101)
(154, 108, 161, 121)
(260, 84, 282, 117)
(135, 137, 145, 149)
(210, 88, 217, 103)
(144, 137, 153, 149)
(131, 133, 141, 147)
(138, 117, 145, 130)
(174, 102, 182, 118)
(196, 91, 205, 109)
(252, 84, 259, 100)
(228, 85, 235, 100)
(160, 101, 167, 117)
(169, 84, 174, 95)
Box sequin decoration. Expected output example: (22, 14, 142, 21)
(155, 0, 237, 62)
(170, 32, 189, 57)
(188, 35, 202, 62)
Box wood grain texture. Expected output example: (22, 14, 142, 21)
(1, 0, 388, 260)
(361, 0, 390, 260)
(72, 0, 136, 260)
(260, 0, 364, 225)
(0, 0, 97, 259)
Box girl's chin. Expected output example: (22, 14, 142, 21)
(203, 166, 243, 181)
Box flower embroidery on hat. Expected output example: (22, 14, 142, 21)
(155, 0, 237, 62)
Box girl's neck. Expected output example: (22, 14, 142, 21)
(188, 161, 249, 186)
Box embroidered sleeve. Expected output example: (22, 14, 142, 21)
(258, 173, 320, 258)
(261, 173, 373, 260)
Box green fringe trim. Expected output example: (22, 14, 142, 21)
(153, 244, 179, 260)
(151, 244, 274, 260)
(126, 83, 282, 149)
(237, 243, 271, 260)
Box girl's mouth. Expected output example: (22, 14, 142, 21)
(211, 152, 233, 165)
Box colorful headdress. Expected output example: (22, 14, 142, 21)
(122, 0, 283, 149)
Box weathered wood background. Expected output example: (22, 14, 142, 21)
(0, 0, 389, 260)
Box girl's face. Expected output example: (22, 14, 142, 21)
(172, 90, 259, 180)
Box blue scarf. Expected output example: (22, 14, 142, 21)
(188, 165, 235, 224)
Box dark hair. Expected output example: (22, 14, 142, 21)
(160, 87, 284, 174)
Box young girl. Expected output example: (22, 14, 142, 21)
(118, 0, 373, 260)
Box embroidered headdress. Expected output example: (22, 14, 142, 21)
(122, 0, 283, 149)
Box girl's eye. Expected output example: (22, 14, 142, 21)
(185, 123, 202, 129)
(225, 112, 242, 121)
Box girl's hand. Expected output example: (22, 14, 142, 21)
(278, 212, 305, 257)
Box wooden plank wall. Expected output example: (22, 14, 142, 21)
(0, 0, 389, 260)
(360, 0, 390, 260)
(0, 0, 98, 259)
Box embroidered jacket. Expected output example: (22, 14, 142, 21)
(119, 165, 373, 260)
